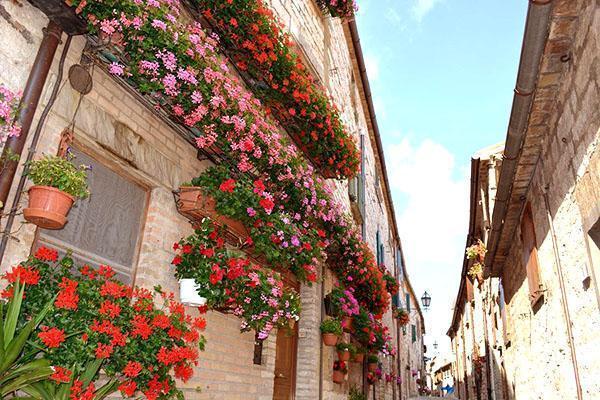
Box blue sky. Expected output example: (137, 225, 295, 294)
(355, 0, 527, 359)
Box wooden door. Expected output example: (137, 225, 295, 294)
(272, 323, 298, 400)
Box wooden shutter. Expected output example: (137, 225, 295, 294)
(411, 324, 416, 343)
(37, 147, 147, 284)
(406, 293, 411, 312)
(520, 204, 543, 306)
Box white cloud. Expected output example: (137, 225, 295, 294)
(364, 53, 380, 82)
(412, 0, 443, 21)
(386, 137, 469, 359)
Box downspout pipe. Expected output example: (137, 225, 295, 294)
(485, 1, 553, 277)
(0, 22, 63, 216)
(0, 34, 73, 265)
(347, 19, 400, 244)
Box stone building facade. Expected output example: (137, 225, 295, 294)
(0, 0, 424, 399)
(449, 1, 600, 399)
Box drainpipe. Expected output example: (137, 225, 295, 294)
(0, 21, 63, 216)
(0, 33, 72, 265)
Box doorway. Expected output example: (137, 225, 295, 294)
(272, 322, 298, 400)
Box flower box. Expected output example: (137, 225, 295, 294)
(175, 187, 250, 242)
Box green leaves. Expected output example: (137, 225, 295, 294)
(26, 155, 90, 199)
(0, 281, 55, 398)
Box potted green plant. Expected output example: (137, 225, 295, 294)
(332, 360, 347, 384)
(352, 345, 366, 363)
(367, 354, 378, 372)
(336, 342, 352, 362)
(320, 318, 342, 346)
(24, 154, 90, 229)
(349, 386, 366, 400)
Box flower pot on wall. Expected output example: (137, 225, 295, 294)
(332, 370, 345, 384)
(342, 316, 354, 333)
(23, 186, 75, 230)
(179, 279, 207, 307)
(322, 333, 338, 347)
(352, 353, 364, 363)
(177, 187, 249, 240)
(368, 362, 378, 373)
(337, 350, 350, 362)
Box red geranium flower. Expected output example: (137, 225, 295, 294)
(219, 178, 236, 193)
(119, 380, 137, 397)
(55, 277, 79, 310)
(259, 198, 275, 214)
(123, 361, 143, 378)
(171, 255, 183, 266)
(38, 327, 65, 348)
(99, 300, 121, 318)
(34, 246, 58, 262)
(4, 265, 40, 286)
(95, 343, 114, 359)
(50, 366, 72, 383)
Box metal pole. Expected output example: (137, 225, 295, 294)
(0, 21, 63, 214)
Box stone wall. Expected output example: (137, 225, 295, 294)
(500, 1, 600, 399)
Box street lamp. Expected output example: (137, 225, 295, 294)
(421, 291, 431, 310)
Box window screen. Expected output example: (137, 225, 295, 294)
(36, 147, 147, 284)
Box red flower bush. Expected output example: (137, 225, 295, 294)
(199, 0, 360, 178)
(7, 248, 206, 399)
(172, 219, 301, 340)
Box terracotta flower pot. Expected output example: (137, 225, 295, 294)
(177, 187, 249, 239)
(368, 362, 378, 373)
(322, 333, 338, 347)
(23, 186, 75, 230)
(342, 316, 354, 333)
(337, 350, 350, 362)
(332, 370, 345, 384)
(352, 353, 365, 363)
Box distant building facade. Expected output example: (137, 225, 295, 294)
(449, 1, 600, 399)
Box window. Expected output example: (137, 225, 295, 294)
(406, 293, 411, 312)
(396, 248, 403, 279)
(411, 324, 416, 343)
(520, 203, 544, 306)
(376, 230, 382, 265)
(37, 147, 148, 283)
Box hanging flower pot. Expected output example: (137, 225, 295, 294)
(24, 186, 75, 230)
(342, 316, 354, 333)
(179, 279, 207, 307)
(337, 350, 350, 362)
(322, 333, 338, 347)
(352, 352, 365, 363)
(177, 187, 249, 239)
(368, 362, 378, 373)
(24, 155, 90, 230)
(332, 370, 345, 384)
